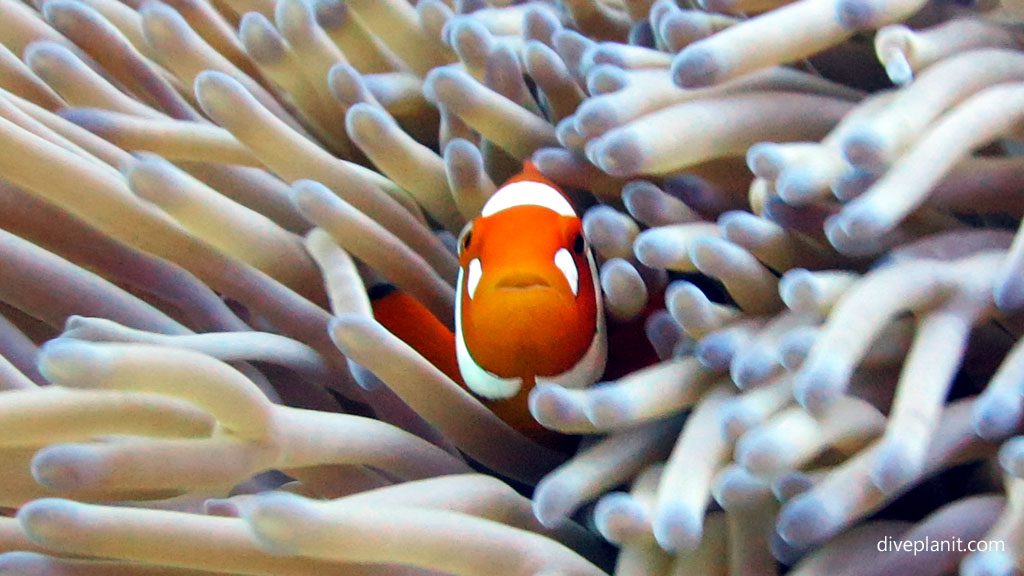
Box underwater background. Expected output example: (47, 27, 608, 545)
(0, 0, 1023, 574)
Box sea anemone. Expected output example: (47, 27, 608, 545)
(1, 0, 1023, 574)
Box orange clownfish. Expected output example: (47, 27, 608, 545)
(454, 163, 607, 404)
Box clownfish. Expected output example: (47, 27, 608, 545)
(371, 163, 659, 449)
(454, 163, 607, 404)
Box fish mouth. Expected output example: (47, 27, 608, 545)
(495, 272, 551, 290)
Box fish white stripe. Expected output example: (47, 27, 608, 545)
(466, 258, 482, 299)
(480, 181, 576, 217)
(536, 248, 606, 389)
(455, 268, 523, 400)
(554, 248, 578, 296)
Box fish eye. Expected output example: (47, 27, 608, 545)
(572, 233, 586, 255)
(457, 223, 474, 255)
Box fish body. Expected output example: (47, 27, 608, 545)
(455, 163, 607, 401)
(371, 164, 659, 448)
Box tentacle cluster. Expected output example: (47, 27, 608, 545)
(0, 0, 1023, 574)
